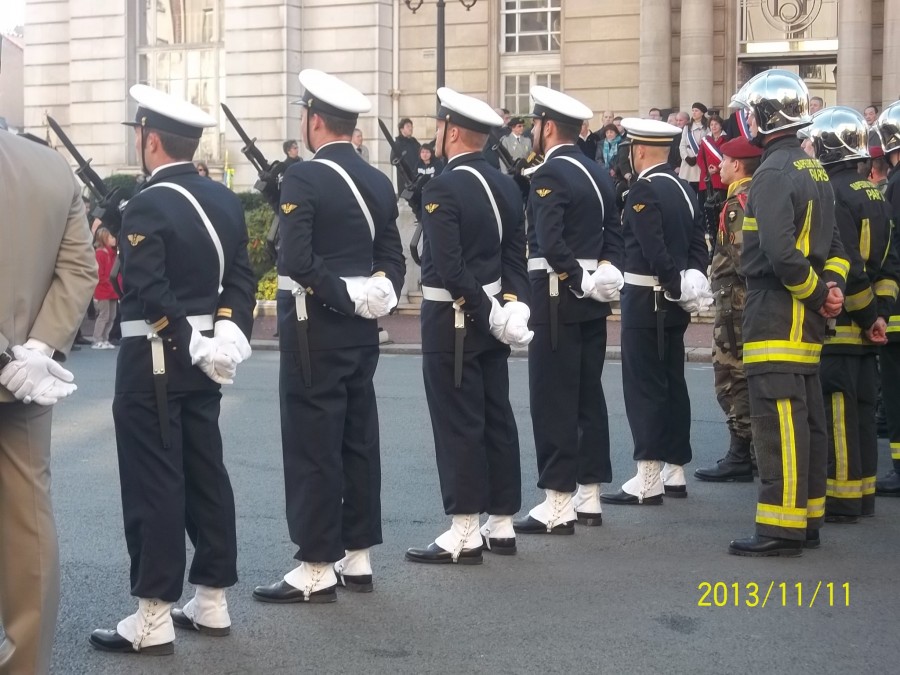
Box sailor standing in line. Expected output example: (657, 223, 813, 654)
(405, 88, 532, 564)
(253, 70, 405, 602)
(512, 86, 624, 535)
(90, 85, 256, 654)
(600, 118, 711, 507)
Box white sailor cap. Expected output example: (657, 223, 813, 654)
(294, 69, 371, 120)
(124, 84, 216, 140)
(620, 118, 681, 146)
(529, 86, 593, 126)
(434, 87, 503, 134)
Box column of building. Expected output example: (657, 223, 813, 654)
(883, 0, 900, 105)
(679, 0, 713, 112)
(638, 0, 672, 114)
(836, 0, 872, 111)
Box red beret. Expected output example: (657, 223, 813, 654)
(869, 145, 885, 159)
(720, 136, 763, 160)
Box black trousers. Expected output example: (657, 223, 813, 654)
(880, 343, 900, 475)
(280, 346, 382, 563)
(749, 371, 827, 540)
(621, 325, 692, 465)
(113, 389, 237, 602)
(821, 353, 878, 517)
(528, 318, 611, 491)
(423, 347, 521, 515)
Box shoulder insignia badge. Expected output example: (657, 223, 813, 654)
(728, 210, 737, 221)
(632, 203, 645, 212)
(127, 234, 145, 247)
(281, 203, 298, 215)
(535, 188, 552, 198)
(425, 203, 439, 213)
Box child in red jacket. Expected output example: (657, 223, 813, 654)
(91, 227, 119, 349)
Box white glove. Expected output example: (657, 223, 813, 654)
(211, 342, 241, 385)
(0, 345, 77, 406)
(574, 269, 596, 299)
(363, 275, 398, 319)
(591, 264, 624, 303)
(213, 320, 251, 362)
(488, 296, 511, 343)
(342, 276, 373, 318)
(189, 330, 231, 385)
(503, 301, 534, 347)
(665, 270, 699, 308)
(684, 268, 714, 312)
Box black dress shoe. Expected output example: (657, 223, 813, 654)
(170, 608, 230, 636)
(728, 534, 803, 557)
(804, 528, 820, 549)
(875, 470, 900, 496)
(599, 490, 663, 506)
(694, 460, 754, 483)
(88, 629, 174, 655)
(512, 514, 575, 535)
(824, 513, 859, 524)
(575, 511, 603, 526)
(482, 535, 517, 555)
(74, 334, 92, 346)
(405, 542, 483, 565)
(663, 484, 688, 498)
(252, 580, 337, 604)
(335, 569, 374, 593)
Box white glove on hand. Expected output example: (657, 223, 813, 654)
(591, 264, 625, 303)
(342, 276, 373, 319)
(665, 270, 699, 309)
(574, 269, 597, 299)
(214, 320, 251, 362)
(684, 268, 714, 312)
(488, 297, 511, 343)
(189, 330, 231, 385)
(0, 345, 77, 406)
(363, 275, 398, 319)
(211, 342, 241, 385)
(503, 301, 534, 347)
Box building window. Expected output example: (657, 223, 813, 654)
(503, 72, 560, 116)
(134, 0, 224, 163)
(502, 0, 561, 53)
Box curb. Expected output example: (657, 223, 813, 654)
(249, 339, 713, 363)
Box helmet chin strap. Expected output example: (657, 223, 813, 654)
(305, 109, 316, 154)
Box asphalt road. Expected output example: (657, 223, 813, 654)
(46, 350, 899, 674)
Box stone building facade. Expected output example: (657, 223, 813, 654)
(22, 0, 898, 190)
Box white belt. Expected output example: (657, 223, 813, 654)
(623, 272, 660, 287)
(120, 314, 214, 338)
(528, 257, 599, 273)
(278, 275, 300, 291)
(421, 278, 502, 303)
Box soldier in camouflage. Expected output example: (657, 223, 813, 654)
(695, 137, 762, 483)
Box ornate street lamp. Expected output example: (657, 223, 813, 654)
(403, 0, 479, 94)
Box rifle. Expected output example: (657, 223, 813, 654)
(377, 117, 429, 265)
(46, 115, 126, 234)
(220, 103, 285, 211)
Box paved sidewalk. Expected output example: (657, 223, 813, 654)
(251, 313, 715, 362)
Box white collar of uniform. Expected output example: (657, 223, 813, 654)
(150, 160, 194, 177)
(313, 140, 352, 155)
(637, 162, 667, 179)
(447, 150, 478, 163)
(544, 143, 574, 160)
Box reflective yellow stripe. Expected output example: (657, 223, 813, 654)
(789, 298, 805, 343)
(888, 317, 900, 334)
(824, 256, 850, 280)
(777, 398, 797, 509)
(892, 441, 900, 460)
(744, 340, 822, 364)
(832, 393, 848, 481)
(785, 268, 818, 300)
(861, 476, 877, 496)
(796, 201, 812, 256)
(874, 278, 899, 300)
(826, 325, 865, 345)
(743, 217, 758, 232)
(807, 496, 825, 519)
(826, 478, 863, 498)
(756, 503, 807, 528)
(859, 218, 871, 263)
(844, 287, 874, 312)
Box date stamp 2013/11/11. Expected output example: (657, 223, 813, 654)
(697, 581, 850, 608)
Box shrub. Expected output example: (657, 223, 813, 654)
(245, 204, 276, 281)
(236, 191, 268, 213)
(257, 268, 278, 300)
(104, 173, 141, 199)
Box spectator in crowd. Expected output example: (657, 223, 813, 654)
(391, 117, 421, 191)
(596, 124, 622, 179)
(494, 107, 512, 136)
(409, 143, 443, 219)
(576, 120, 597, 159)
(600, 110, 615, 127)
(696, 114, 729, 237)
(669, 111, 689, 172)
(501, 117, 532, 161)
(864, 105, 881, 146)
(195, 161, 210, 178)
(283, 139, 302, 167)
(666, 112, 678, 125)
(679, 102, 709, 192)
(613, 115, 625, 135)
(648, 107, 662, 120)
(352, 128, 370, 163)
(809, 96, 824, 114)
(91, 227, 119, 350)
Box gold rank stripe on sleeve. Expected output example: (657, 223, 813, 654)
(826, 325, 865, 346)
(785, 267, 818, 301)
(743, 339, 822, 365)
(502, 294, 518, 302)
(216, 308, 233, 318)
(874, 278, 899, 299)
(843, 287, 875, 313)
(742, 216, 758, 232)
(823, 256, 850, 280)
(151, 316, 169, 332)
